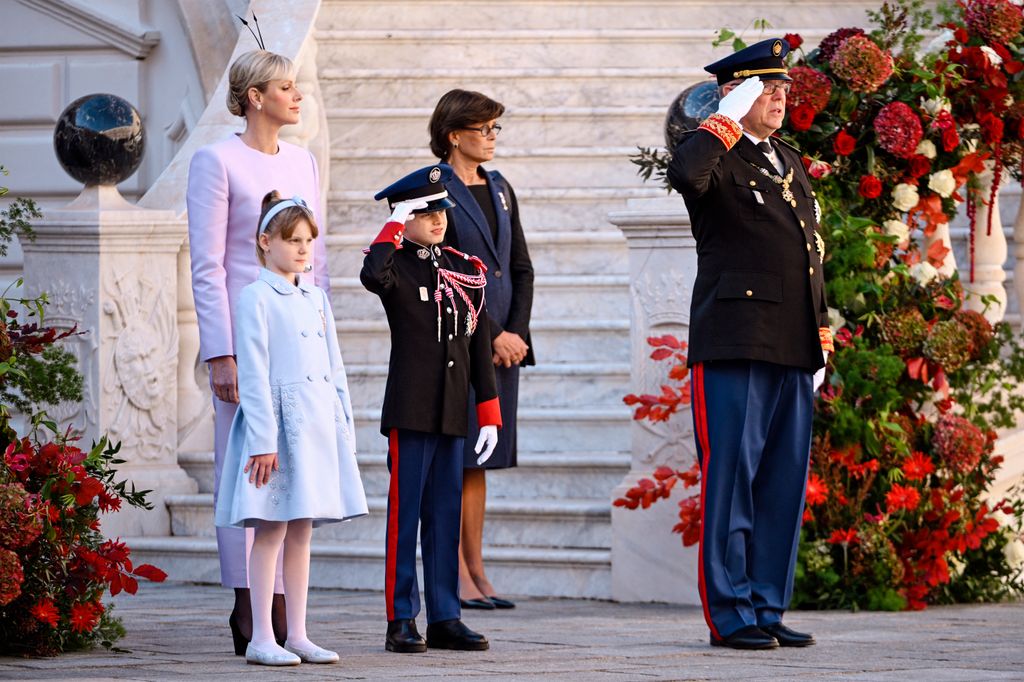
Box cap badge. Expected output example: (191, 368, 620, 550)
(429, 167, 441, 183)
(772, 40, 783, 56)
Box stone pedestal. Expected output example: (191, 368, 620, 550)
(964, 165, 1008, 323)
(23, 185, 197, 537)
(608, 197, 700, 605)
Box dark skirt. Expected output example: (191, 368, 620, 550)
(463, 363, 519, 469)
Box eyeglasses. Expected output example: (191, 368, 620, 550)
(761, 81, 793, 95)
(462, 123, 502, 137)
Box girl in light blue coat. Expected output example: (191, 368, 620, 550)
(215, 191, 368, 666)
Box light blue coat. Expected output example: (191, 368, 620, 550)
(215, 268, 368, 528)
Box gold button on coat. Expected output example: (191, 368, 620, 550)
(809, 267, 815, 275)
(745, 289, 753, 297)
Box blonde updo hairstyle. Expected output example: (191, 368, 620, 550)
(226, 50, 295, 118)
(255, 190, 319, 265)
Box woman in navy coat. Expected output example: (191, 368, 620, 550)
(429, 89, 535, 609)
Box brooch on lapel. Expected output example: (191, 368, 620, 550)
(498, 191, 509, 212)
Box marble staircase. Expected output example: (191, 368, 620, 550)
(144, 0, 904, 598)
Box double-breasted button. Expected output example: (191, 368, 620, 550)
(745, 289, 753, 297)
(809, 267, 815, 276)
(446, 307, 452, 313)
(317, 330, 324, 337)
(301, 330, 309, 337)
(806, 243, 812, 252)
(306, 375, 314, 382)
(495, 270, 503, 278)
(448, 333, 454, 340)
(447, 360, 454, 368)
(323, 375, 330, 382)
(800, 219, 806, 228)
(749, 180, 756, 187)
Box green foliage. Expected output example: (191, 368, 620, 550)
(0, 166, 38, 258)
(0, 345, 82, 416)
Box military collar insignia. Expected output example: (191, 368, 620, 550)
(814, 231, 826, 261)
(417, 248, 430, 260)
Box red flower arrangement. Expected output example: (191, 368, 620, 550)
(830, 34, 894, 93)
(964, 0, 1024, 44)
(932, 412, 987, 474)
(886, 484, 922, 513)
(788, 103, 817, 132)
(788, 66, 833, 113)
(874, 102, 925, 159)
(817, 27, 866, 62)
(858, 174, 883, 199)
(834, 129, 857, 156)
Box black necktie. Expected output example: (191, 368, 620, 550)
(757, 141, 772, 154)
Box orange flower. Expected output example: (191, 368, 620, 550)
(805, 473, 828, 506)
(827, 528, 859, 545)
(30, 599, 59, 627)
(69, 601, 100, 633)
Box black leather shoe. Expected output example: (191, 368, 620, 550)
(486, 595, 515, 609)
(460, 597, 495, 610)
(426, 619, 489, 651)
(385, 619, 426, 653)
(710, 625, 779, 650)
(761, 622, 815, 647)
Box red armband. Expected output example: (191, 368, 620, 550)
(819, 327, 834, 353)
(698, 113, 743, 150)
(371, 221, 405, 248)
(476, 397, 502, 429)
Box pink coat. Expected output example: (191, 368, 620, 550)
(187, 134, 329, 362)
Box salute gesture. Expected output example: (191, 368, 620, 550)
(716, 77, 764, 123)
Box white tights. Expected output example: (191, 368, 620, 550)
(249, 519, 314, 648)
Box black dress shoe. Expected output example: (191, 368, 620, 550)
(460, 597, 495, 610)
(385, 619, 426, 653)
(426, 619, 489, 651)
(710, 625, 779, 650)
(486, 595, 515, 609)
(761, 622, 815, 647)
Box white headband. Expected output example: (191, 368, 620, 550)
(260, 195, 312, 233)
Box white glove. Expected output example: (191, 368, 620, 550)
(389, 199, 429, 224)
(474, 425, 498, 465)
(813, 350, 829, 392)
(716, 77, 763, 123)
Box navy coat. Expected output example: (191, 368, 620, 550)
(445, 168, 535, 468)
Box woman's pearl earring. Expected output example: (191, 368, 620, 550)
(256, 104, 262, 111)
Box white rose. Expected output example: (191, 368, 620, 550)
(920, 96, 951, 116)
(1004, 537, 1024, 570)
(928, 169, 956, 198)
(910, 261, 939, 285)
(883, 219, 910, 244)
(892, 183, 920, 212)
(916, 139, 937, 159)
(981, 45, 1003, 66)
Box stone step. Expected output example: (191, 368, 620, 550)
(318, 0, 883, 32)
(325, 190, 654, 245)
(329, 146, 645, 192)
(314, 28, 839, 70)
(325, 230, 629, 280)
(178, 449, 630, 498)
(336, 318, 629, 365)
(345, 361, 631, 410)
(327, 106, 664, 149)
(125, 535, 611, 598)
(329, 273, 630, 321)
(167, 494, 611, 549)
(320, 66, 705, 111)
(353, 406, 631, 454)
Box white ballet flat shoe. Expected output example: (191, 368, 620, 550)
(245, 641, 301, 666)
(284, 640, 340, 663)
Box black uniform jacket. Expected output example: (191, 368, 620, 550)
(667, 130, 828, 371)
(361, 231, 500, 437)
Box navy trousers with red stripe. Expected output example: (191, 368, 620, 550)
(691, 360, 813, 640)
(385, 428, 463, 624)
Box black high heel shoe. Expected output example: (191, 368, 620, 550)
(228, 611, 248, 656)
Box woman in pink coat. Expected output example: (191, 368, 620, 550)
(186, 49, 329, 655)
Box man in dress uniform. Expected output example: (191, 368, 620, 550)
(361, 163, 501, 653)
(667, 38, 833, 650)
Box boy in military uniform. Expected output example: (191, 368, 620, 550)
(361, 163, 501, 653)
(667, 38, 832, 650)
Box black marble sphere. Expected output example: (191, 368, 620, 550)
(54, 94, 144, 186)
(664, 81, 720, 150)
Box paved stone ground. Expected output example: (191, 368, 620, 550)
(1, 582, 1022, 681)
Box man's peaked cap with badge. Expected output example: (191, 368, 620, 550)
(374, 163, 457, 214)
(705, 37, 792, 86)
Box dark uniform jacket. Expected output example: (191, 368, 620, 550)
(444, 167, 536, 366)
(361, 231, 500, 436)
(667, 130, 828, 371)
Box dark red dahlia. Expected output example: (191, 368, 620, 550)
(874, 102, 924, 158)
